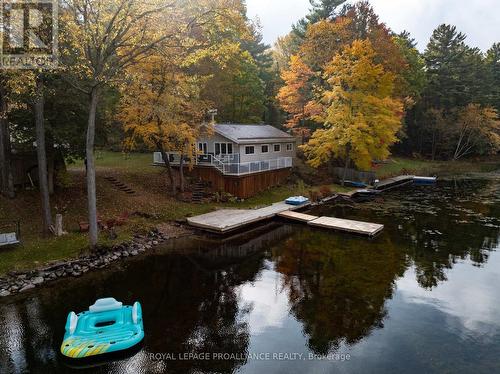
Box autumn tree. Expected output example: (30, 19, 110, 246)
(273, 33, 302, 71)
(278, 1, 412, 149)
(61, 0, 187, 247)
(451, 104, 500, 160)
(276, 55, 318, 140)
(120, 54, 208, 194)
(120, 0, 250, 193)
(302, 40, 403, 184)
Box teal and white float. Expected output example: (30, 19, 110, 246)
(285, 196, 310, 206)
(61, 298, 144, 359)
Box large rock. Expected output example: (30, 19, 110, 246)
(20, 284, 35, 292)
(0, 290, 11, 297)
(31, 276, 44, 285)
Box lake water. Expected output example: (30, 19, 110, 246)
(1, 175, 499, 373)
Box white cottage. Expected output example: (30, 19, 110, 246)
(153, 124, 297, 197)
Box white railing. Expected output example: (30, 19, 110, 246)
(220, 157, 293, 175)
(153, 152, 163, 164)
(153, 152, 293, 176)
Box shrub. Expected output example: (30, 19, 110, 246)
(308, 189, 320, 202)
(319, 185, 332, 198)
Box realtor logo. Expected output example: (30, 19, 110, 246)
(0, 0, 58, 69)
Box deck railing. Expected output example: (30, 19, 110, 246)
(153, 152, 292, 176)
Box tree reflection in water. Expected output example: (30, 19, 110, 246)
(271, 177, 499, 354)
(0, 178, 498, 373)
(273, 229, 407, 354)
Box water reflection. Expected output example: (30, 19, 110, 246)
(312, 177, 500, 289)
(273, 229, 407, 354)
(0, 178, 499, 373)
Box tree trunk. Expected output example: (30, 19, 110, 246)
(341, 145, 351, 187)
(48, 157, 54, 194)
(55, 213, 65, 236)
(86, 86, 100, 249)
(158, 143, 176, 195)
(0, 83, 15, 198)
(34, 75, 53, 234)
(46, 110, 55, 195)
(179, 154, 185, 193)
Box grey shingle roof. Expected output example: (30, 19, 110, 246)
(214, 124, 295, 144)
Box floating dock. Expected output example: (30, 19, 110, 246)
(187, 202, 309, 233)
(187, 200, 383, 237)
(374, 175, 415, 191)
(278, 211, 383, 236)
(277, 211, 318, 223)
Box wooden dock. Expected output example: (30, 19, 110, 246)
(187, 201, 309, 233)
(278, 211, 383, 236)
(188, 200, 384, 237)
(374, 175, 414, 191)
(277, 211, 318, 222)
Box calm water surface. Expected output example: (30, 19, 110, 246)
(1, 175, 499, 374)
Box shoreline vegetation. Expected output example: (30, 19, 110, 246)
(1, 151, 499, 282)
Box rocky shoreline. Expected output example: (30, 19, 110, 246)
(0, 224, 191, 299)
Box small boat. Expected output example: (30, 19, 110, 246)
(413, 176, 437, 185)
(285, 196, 310, 206)
(61, 298, 144, 359)
(343, 180, 368, 188)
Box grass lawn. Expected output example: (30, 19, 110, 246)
(0, 151, 353, 275)
(374, 157, 500, 179)
(1, 151, 497, 275)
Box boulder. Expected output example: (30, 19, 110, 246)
(31, 276, 44, 285)
(20, 284, 35, 292)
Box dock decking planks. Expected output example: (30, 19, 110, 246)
(308, 216, 384, 236)
(187, 202, 309, 233)
(277, 211, 319, 222)
(374, 175, 414, 191)
(188, 201, 384, 236)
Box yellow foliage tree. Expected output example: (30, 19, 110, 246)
(118, 0, 251, 193)
(119, 53, 209, 194)
(452, 104, 500, 160)
(302, 39, 403, 183)
(276, 55, 319, 140)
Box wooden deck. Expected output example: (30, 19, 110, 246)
(187, 202, 309, 233)
(308, 216, 383, 236)
(279, 211, 384, 236)
(374, 175, 415, 191)
(277, 211, 318, 222)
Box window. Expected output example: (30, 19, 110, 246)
(215, 142, 233, 155)
(245, 146, 255, 154)
(286, 143, 294, 151)
(273, 144, 281, 152)
(198, 142, 207, 154)
(261, 145, 269, 153)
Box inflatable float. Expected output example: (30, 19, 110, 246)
(61, 298, 144, 359)
(285, 196, 310, 206)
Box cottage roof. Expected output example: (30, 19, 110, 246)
(214, 124, 295, 144)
